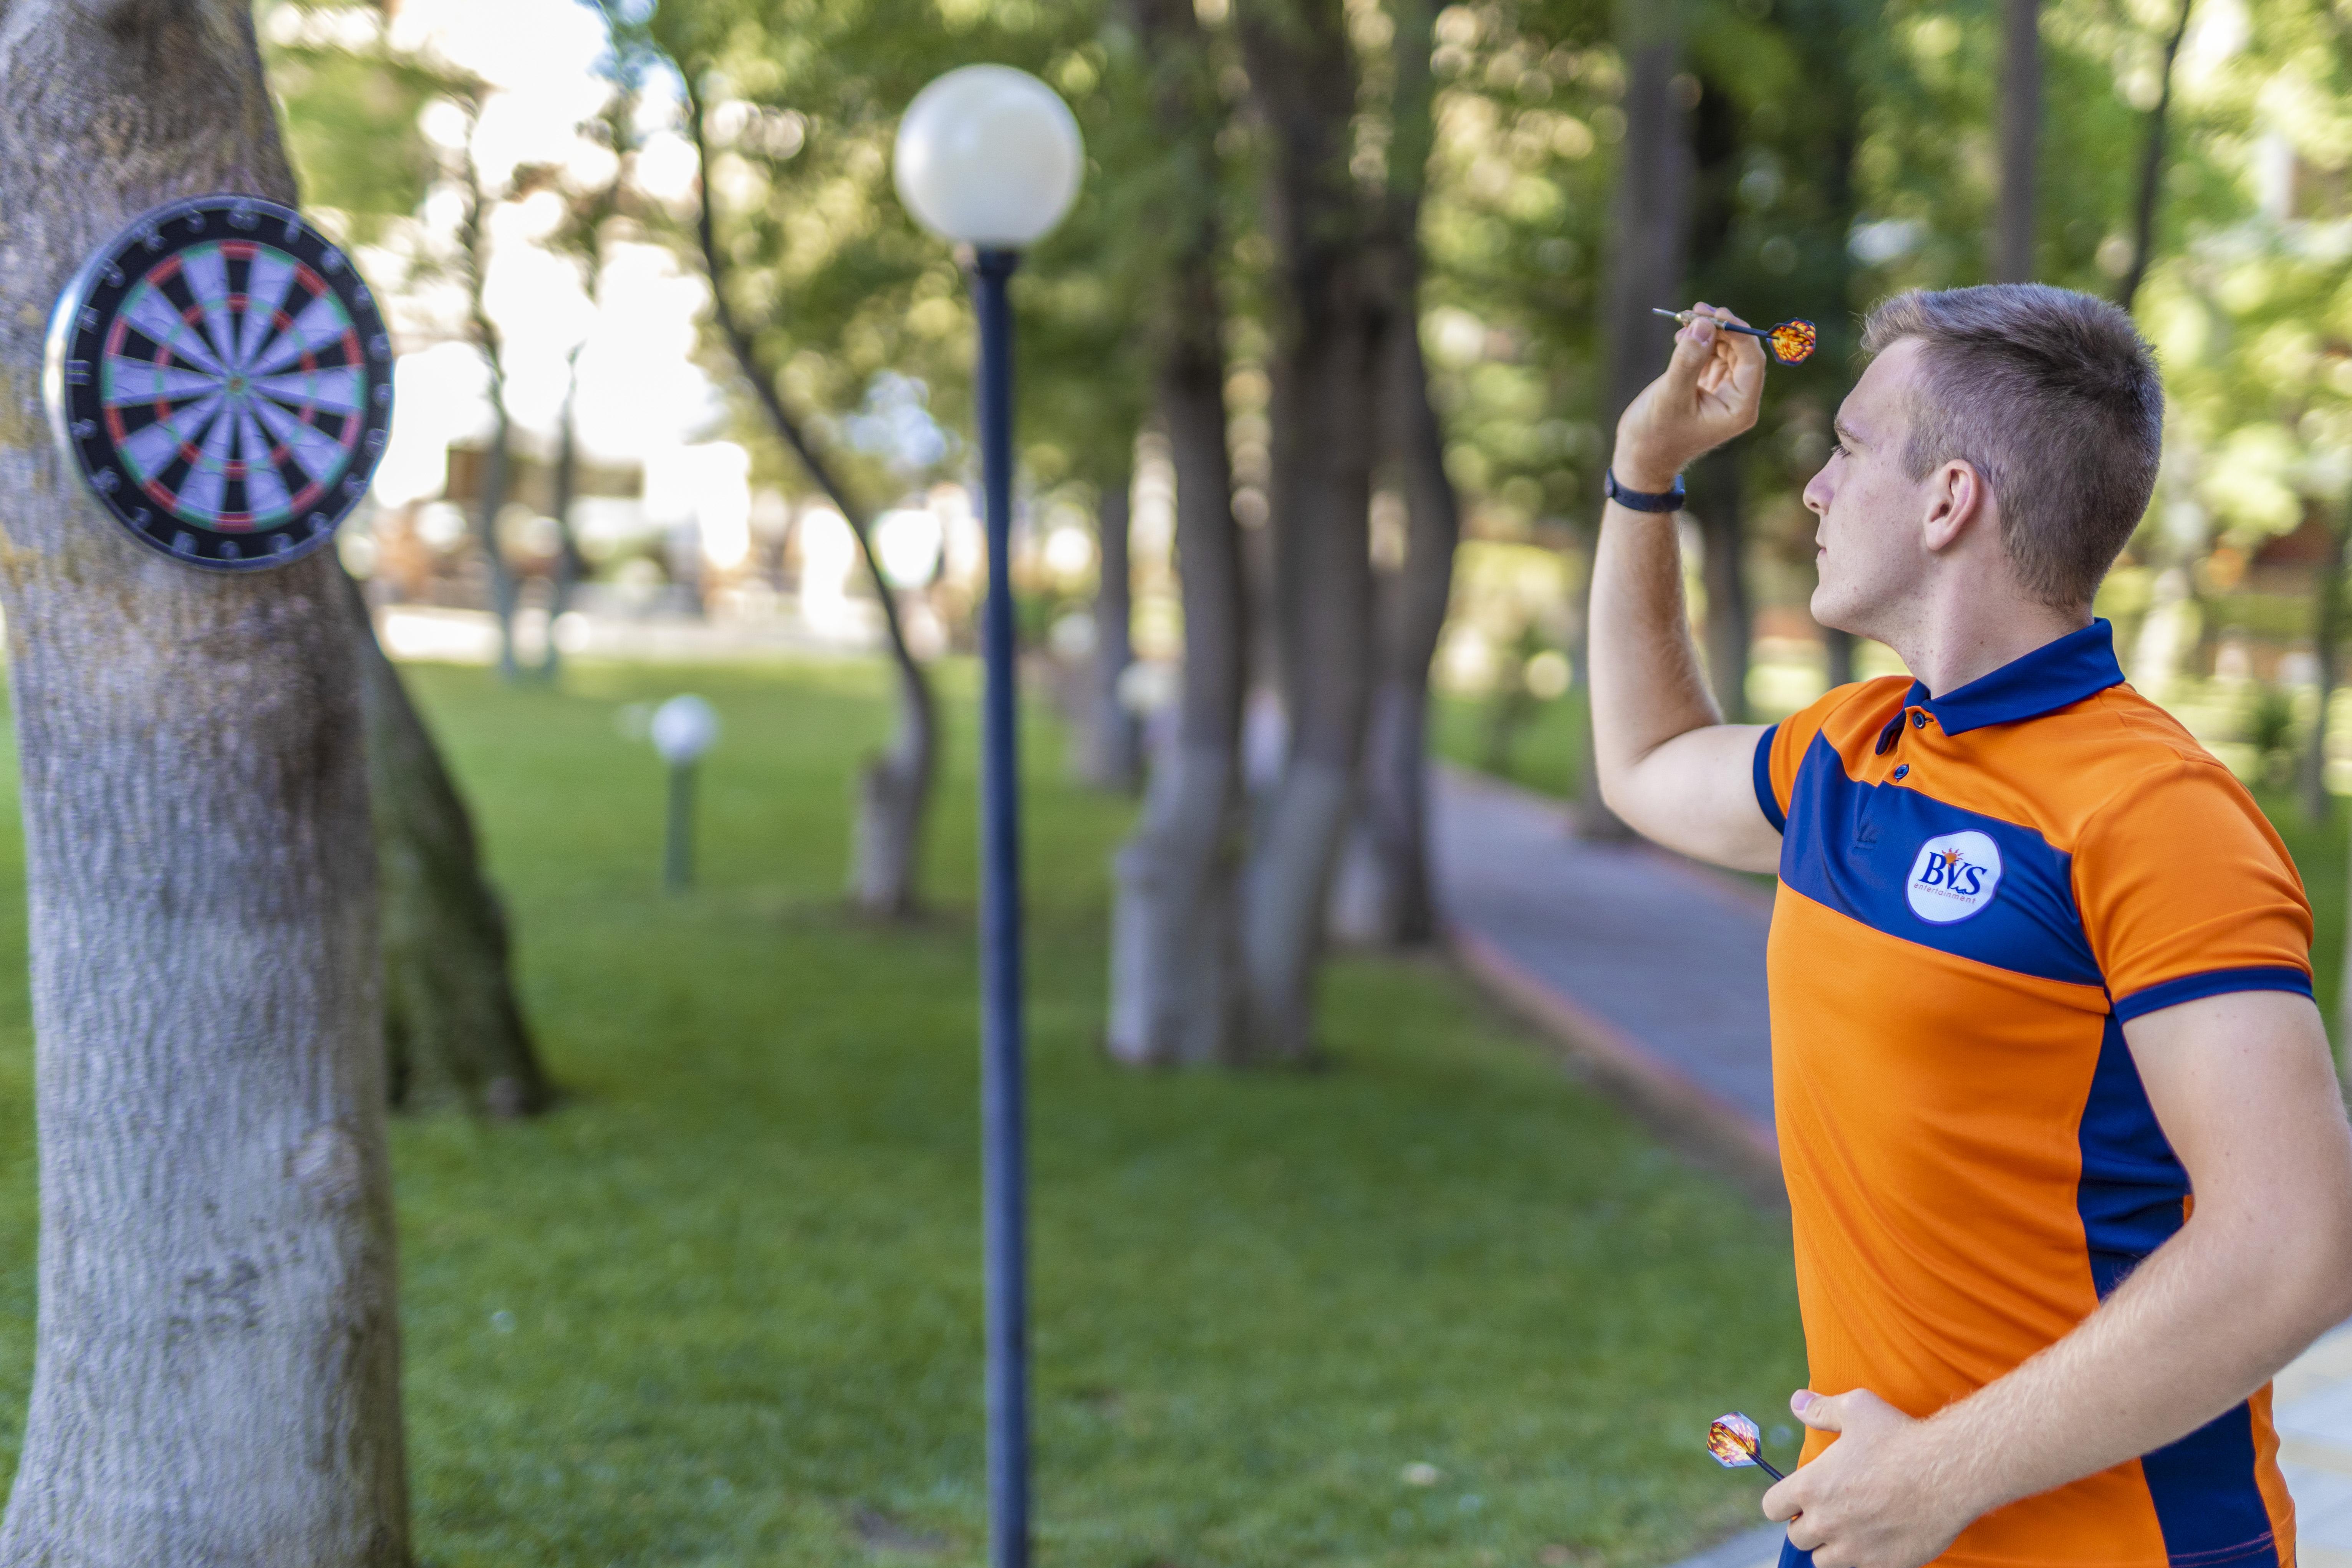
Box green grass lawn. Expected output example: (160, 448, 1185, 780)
(1431, 690, 1592, 806)
(0, 659, 1804, 1567)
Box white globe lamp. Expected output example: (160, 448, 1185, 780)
(893, 65, 1083, 249)
(650, 694, 720, 766)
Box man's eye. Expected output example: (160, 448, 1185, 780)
(1829, 441, 1848, 460)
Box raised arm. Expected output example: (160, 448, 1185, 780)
(1590, 308, 1779, 873)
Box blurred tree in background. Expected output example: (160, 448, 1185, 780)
(271, 0, 2352, 1059)
(265, 1, 553, 1117)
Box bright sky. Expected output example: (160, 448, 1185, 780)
(368, 0, 727, 510)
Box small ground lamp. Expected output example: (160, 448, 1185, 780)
(893, 64, 1083, 1568)
(650, 694, 720, 892)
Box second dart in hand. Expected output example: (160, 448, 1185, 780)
(1706, 1411, 1787, 1482)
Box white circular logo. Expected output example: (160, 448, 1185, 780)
(1905, 831, 2003, 924)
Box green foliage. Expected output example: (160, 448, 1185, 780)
(260, 0, 461, 242)
(2246, 680, 2302, 782)
(2255, 781, 2352, 1032)
(272, 0, 2352, 668)
(1434, 685, 1589, 800)
(627, 0, 1139, 509)
(1411, 0, 1617, 531)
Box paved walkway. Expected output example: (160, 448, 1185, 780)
(2279, 1322, 2352, 1565)
(1433, 765, 1780, 1182)
(1428, 764, 2352, 1568)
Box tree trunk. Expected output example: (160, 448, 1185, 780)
(539, 343, 586, 683)
(1236, 0, 1381, 1061)
(1815, 9, 1863, 702)
(1332, 302, 1457, 947)
(1691, 446, 1750, 722)
(1578, 0, 1690, 839)
(346, 577, 553, 1118)
(0, 3, 411, 1558)
(848, 661, 937, 919)
(460, 132, 522, 683)
(678, 75, 936, 918)
(1078, 464, 1142, 791)
(2115, 0, 2193, 312)
(2302, 505, 2345, 827)
(1995, 0, 2041, 284)
(1106, 0, 1248, 1067)
(1328, 0, 1459, 950)
(2340, 881, 2352, 1073)
(1824, 625, 1857, 689)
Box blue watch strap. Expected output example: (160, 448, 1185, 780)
(1605, 468, 1686, 512)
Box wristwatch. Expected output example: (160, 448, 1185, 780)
(1604, 468, 1686, 513)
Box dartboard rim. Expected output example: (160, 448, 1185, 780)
(41, 193, 394, 573)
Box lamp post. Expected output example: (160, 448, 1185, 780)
(650, 694, 720, 892)
(893, 65, 1083, 1568)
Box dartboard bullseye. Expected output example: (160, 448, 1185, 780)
(42, 194, 394, 571)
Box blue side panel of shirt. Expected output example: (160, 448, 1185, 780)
(1754, 723, 1786, 833)
(2080, 1015, 2279, 1567)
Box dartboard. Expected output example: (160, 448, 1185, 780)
(43, 194, 393, 571)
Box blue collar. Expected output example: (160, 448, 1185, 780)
(1902, 619, 2125, 735)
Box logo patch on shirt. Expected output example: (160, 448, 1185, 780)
(1906, 831, 2003, 924)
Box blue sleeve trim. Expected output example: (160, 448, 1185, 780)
(2112, 965, 2315, 1022)
(1752, 723, 1785, 835)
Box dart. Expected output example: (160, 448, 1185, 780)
(1652, 308, 1819, 366)
(1706, 1411, 1786, 1482)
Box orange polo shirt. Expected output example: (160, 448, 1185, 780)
(1752, 621, 2311, 1568)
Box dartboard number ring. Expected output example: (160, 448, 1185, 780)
(43, 194, 394, 572)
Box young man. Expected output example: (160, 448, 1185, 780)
(1591, 285, 2352, 1568)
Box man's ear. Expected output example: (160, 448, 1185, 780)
(1920, 460, 1991, 555)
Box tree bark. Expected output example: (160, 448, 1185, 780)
(1796, 0, 1864, 699)
(0, 2, 410, 1558)
(1327, 0, 1459, 950)
(1332, 302, 1456, 947)
(2302, 503, 2345, 827)
(459, 118, 522, 684)
(539, 343, 587, 683)
(1235, 0, 1381, 1061)
(1824, 625, 1857, 689)
(1691, 446, 1750, 722)
(2115, 0, 2193, 313)
(345, 576, 552, 1118)
(1578, 0, 1690, 839)
(1105, 0, 1248, 1067)
(679, 75, 936, 919)
(1995, 0, 2041, 284)
(1078, 465, 1142, 791)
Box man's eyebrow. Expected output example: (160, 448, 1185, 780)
(1834, 417, 1866, 448)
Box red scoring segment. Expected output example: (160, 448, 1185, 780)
(97, 250, 359, 530)
(51, 194, 394, 573)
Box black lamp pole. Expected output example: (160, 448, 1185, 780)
(970, 243, 1029, 1568)
(663, 760, 695, 892)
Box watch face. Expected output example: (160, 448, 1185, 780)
(43, 194, 394, 571)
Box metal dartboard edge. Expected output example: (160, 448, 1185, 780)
(42, 193, 395, 573)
